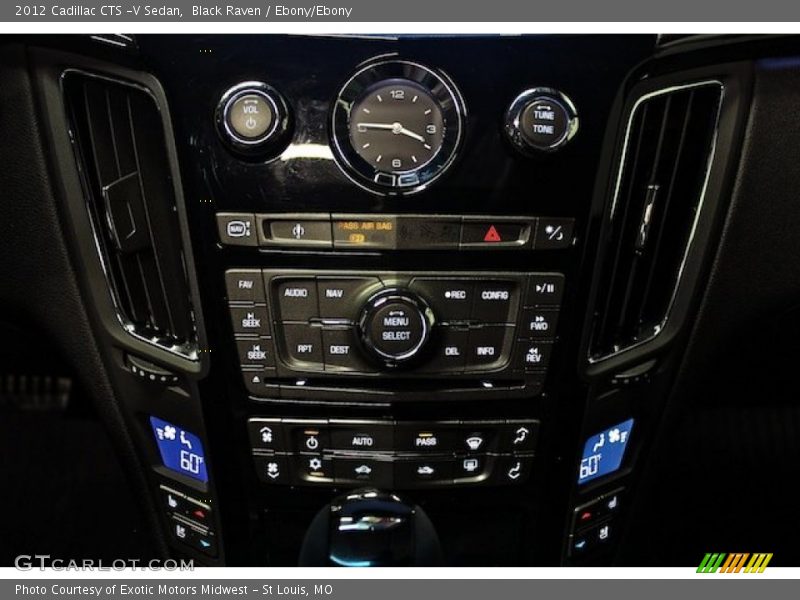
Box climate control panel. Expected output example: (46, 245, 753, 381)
(248, 417, 538, 488)
(226, 269, 564, 396)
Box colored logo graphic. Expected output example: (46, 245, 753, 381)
(697, 553, 773, 573)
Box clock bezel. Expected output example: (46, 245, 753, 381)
(331, 58, 466, 196)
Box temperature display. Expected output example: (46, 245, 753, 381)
(150, 416, 208, 483)
(578, 418, 634, 485)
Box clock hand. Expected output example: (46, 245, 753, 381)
(397, 127, 425, 143)
(356, 122, 396, 131)
(356, 122, 427, 144)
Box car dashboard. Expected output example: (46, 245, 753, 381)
(1, 33, 798, 567)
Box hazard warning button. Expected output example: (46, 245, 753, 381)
(460, 218, 535, 249)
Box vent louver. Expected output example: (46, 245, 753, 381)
(590, 81, 723, 361)
(64, 72, 197, 358)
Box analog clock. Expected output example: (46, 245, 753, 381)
(331, 59, 465, 195)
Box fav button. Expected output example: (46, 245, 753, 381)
(225, 269, 266, 303)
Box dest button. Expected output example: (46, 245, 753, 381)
(322, 327, 374, 373)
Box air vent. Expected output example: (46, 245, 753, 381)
(63, 72, 197, 358)
(590, 81, 723, 361)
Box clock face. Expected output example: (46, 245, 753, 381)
(348, 80, 445, 174)
(331, 60, 465, 195)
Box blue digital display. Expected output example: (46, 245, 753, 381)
(578, 418, 634, 484)
(149, 416, 208, 483)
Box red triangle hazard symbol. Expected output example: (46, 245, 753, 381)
(484, 225, 502, 242)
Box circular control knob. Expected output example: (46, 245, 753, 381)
(359, 290, 434, 366)
(216, 81, 291, 156)
(504, 88, 579, 154)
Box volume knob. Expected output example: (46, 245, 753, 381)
(358, 290, 434, 366)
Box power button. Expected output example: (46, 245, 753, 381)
(227, 93, 274, 140)
(217, 82, 291, 156)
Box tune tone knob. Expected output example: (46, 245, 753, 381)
(358, 290, 434, 366)
(504, 87, 579, 154)
(216, 81, 291, 156)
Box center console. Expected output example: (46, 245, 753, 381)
(23, 33, 754, 566)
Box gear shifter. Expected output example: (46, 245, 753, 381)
(298, 489, 443, 566)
